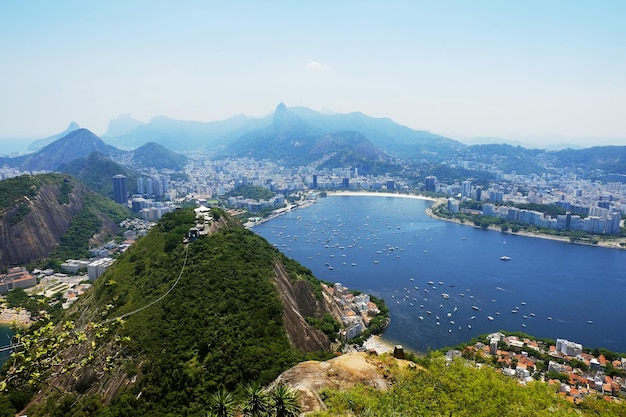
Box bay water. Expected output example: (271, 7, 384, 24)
(253, 194, 626, 353)
(0, 324, 12, 367)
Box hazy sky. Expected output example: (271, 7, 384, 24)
(1, 1, 625, 148)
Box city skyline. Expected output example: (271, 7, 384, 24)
(1, 1, 625, 150)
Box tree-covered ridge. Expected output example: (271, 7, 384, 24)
(227, 184, 273, 201)
(59, 151, 139, 199)
(0, 174, 65, 213)
(2, 208, 332, 416)
(46, 192, 131, 264)
(311, 352, 626, 417)
(130, 141, 189, 170)
(553, 145, 626, 175)
(460, 143, 549, 175)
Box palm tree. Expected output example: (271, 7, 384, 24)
(242, 381, 270, 417)
(210, 388, 235, 417)
(270, 384, 301, 417)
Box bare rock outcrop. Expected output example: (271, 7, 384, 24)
(270, 352, 417, 413)
(273, 261, 331, 352)
(0, 179, 82, 266)
(0, 175, 122, 268)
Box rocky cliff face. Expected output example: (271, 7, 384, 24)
(0, 176, 117, 267)
(273, 261, 332, 352)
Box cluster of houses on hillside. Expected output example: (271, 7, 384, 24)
(322, 282, 381, 341)
(451, 332, 626, 404)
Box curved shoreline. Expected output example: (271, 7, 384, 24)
(424, 201, 626, 250)
(257, 190, 625, 352)
(327, 191, 624, 250)
(326, 190, 436, 202)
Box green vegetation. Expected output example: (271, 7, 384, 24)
(4, 288, 46, 315)
(0, 174, 62, 225)
(513, 202, 568, 218)
(460, 143, 548, 175)
(60, 151, 139, 198)
(131, 142, 189, 170)
(412, 163, 496, 187)
(0, 174, 131, 268)
(310, 352, 626, 417)
(306, 313, 340, 339)
(432, 202, 615, 243)
(57, 178, 72, 205)
(227, 185, 273, 201)
(46, 192, 131, 264)
(1, 208, 332, 415)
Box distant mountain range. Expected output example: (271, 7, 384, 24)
(1, 129, 188, 173)
(220, 103, 403, 174)
(1, 103, 623, 184)
(26, 121, 81, 152)
(101, 113, 269, 151)
(100, 104, 465, 162)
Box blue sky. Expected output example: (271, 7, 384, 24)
(1, 1, 625, 149)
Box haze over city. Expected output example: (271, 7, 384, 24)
(1, 1, 625, 150)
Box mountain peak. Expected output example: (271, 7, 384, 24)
(104, 114, 144, 137)
(275, 102, 287, 113)
(26, 122, 82, 151)
(272, 102, 305, 131)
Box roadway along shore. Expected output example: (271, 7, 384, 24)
(425, 199, 626, 250)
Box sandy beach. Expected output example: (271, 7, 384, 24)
(327, 190, 436, 202)
(0, 308, 32, 326)
(362, 335, 394, 355)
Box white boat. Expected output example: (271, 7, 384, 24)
(472, 305, 480, 311)
(500, 256, 511, 261)
(487, 316, 494, 321)
(441, 293, 450, 299)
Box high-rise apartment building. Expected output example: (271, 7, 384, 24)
(113, 175, 127, 205)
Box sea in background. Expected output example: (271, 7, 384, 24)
(0, 324, 12, 367)
(254, 194, 626, 353)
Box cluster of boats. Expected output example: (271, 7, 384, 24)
(391, 275, 556, 334)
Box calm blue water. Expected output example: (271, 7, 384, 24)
(0, 324, 12, 367)
(254, 195, 626, 353)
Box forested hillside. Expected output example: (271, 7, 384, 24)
(0, 174, 130, 268)
(1, 208, 333, 416)
(308, 352, 626, 416)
